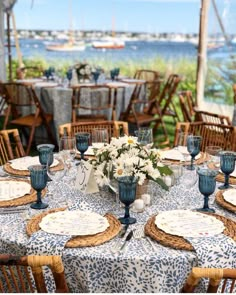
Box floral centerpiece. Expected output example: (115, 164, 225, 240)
(90, 135, 172, 190)
(74, 62, 92, 82)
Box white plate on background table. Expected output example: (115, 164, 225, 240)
(162, 147, 201, 162)
(34, 82, 58, 88)
(155, 210, 225, 238)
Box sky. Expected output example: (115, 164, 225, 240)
(12, 0, 236, 34)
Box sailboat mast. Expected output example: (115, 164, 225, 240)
(68, 0, 74, 44)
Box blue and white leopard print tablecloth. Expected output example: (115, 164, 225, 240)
(0, 168, 236, 293)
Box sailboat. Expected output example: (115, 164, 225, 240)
(46, 0, 85, 52)
(92, 15, 125, 49)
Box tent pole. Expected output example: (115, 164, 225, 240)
(6, 12, 12, 81)
(196, 0, 210, 107)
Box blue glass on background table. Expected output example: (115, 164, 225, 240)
(186, 135, 202, 170)
(196, 168, 218, 213)
(118, 176, 138, 225)
(114, 68, 120, 79)
(66, 69, 73, 86)
(75, 133, 90, 161)
(218, 151, 236, 190)
(28, 165, 48, 209)
(92, 71, 100, 84)
(110, 69, 116, 81)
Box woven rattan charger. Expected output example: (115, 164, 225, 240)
(0, 178, 46, 208)
(215, 190, 236, 213)
(208, 162, 236, 185)
(26, 208, 121, 247)
(4, 159, 64, 177)
(162, 152, 209, 166)
(145, 212, 236, 251)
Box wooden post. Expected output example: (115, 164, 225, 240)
(6, 12, 12, 81)
(196, 0, 210, 107)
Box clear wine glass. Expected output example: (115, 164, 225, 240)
(196, 168, 218, 213)
(218, 151, 236, 190)
(118, 176, 138, 225)
(59, 136, 76, 170)
(28, 165, 48, 209)
(205, 145, 222, 170)
(186, 135, 202, 170)
(175, 131, 191, 164)
(134, 127, 153, 148)
(92, 128, 109, 147)
(75, 132, 90, 161)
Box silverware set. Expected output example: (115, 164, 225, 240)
(0, 207, 27, 214)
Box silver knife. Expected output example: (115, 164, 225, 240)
(119, 230, 133, 252)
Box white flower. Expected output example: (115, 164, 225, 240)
(89, 136, 169, 188)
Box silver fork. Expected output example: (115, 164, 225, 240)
(134, 226, 157, 252)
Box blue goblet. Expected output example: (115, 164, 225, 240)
(186, 135, 202, 170)
(75, 132, 90, 161)
(29, 165, 48, 209)
(197, 168, 218, 213)
(218, 151, 236, 190)
(118, 176, 138, 225)
(110, 69, 116, 81)
(37, 144, 55, 181)
(66, 69, 73, 86)
(92, 71, 100, 85)
(114, 68, 120, 80)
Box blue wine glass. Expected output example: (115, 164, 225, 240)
(197, 168, 218, 213)
(75, 132, 90, 161)
(44, 69, 51, 81)
(118, 176, 138, 225)
(28, 165, 48, 209)
(110, 69, 116, 81)
(37, 144, 55, 181)
(66, 69, 73, 86)
(92, 71, 100, 85)
(218, 151, 236, 190)
(186, 135, 202, 170)
(114, 68, 120, 80)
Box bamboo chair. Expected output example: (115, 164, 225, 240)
(233, 84, 236, 104)
(0, 129, 25, 163)
(58, 120, 128, 141)
(174, 121, 236, 152)
(181, 267, 236, 293)
(2, 82, 57, 155)
(0, 254, 69, 293)
(71, 85, 116, 122)
(179, 91, 232, 125)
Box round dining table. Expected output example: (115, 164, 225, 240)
(0, 158, 236, 293)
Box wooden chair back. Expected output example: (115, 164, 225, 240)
(178, 90, 231, 125)
(59, 120, 128, 141)
(0, 129, 25, 163)
(233, 84, 236, 104)
(181, 267, 236, 293)
(174, 121, 236, 152)
(195, 109, 232, 125)
(0, 254, 69, 293)
(0, 82, 7, 117)
(158, 74, 180, 116)
(71, 85, 115, 122)
(178, 90, 196, 122)
(3, 82, 56, 155)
